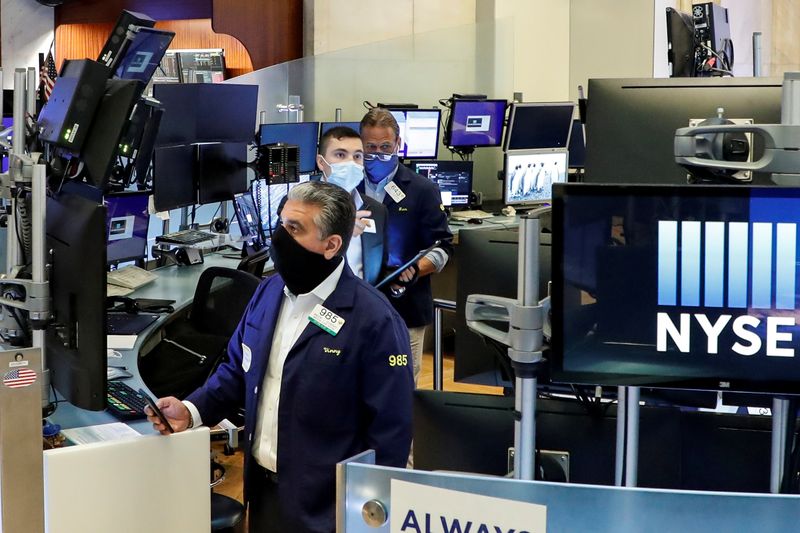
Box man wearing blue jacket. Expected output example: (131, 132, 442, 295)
(146, 181, 414, 533)
(360, 108, 454, 383)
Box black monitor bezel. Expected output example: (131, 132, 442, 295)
(258, 121, 320, 174)
(444, 99, 507, 148)
(412, 159, 474, 207)
(502, 101, 576, 152)
(550, 182, 800, 396)
(46, 192, 107, 411)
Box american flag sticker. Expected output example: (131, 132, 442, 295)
(3, 368, 36, 388)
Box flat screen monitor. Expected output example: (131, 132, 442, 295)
(446, 99, 506, 148)
(105, 191, 150, 264)
(153, 51, 181, 84)
(175, 49, 226, 83)
(46, 192, 107, 410)
(504, 150, 568, 205)
(584, 78, 782, 185)
(259, 122, 320, 174)
(504, 102, 575, 151)
(152, 144, 197, 211)
(388, 109, 440, 159)
(666, 7, 696, 77)
(197, 142, 249, 204)
(250, 176, 310, 237)
(320, 121, 361, 137)
(568, 119, 586, 169)
(114, 28, 175, 84)
(153, 83, 257, 146)
(233, 192, 265, 249)
(552, 183, 800, 395)
(413, 160, 473, 207)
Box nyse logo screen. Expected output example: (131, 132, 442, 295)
(556, 186, 800, 392)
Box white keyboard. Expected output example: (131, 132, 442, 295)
(107, 265, 158, 290)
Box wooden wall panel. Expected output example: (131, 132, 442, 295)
(212, 0, 303, 70)
(55, 19, 253, 77)
(55, 0, 212, 25)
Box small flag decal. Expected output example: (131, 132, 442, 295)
(3, 368, 36, 388)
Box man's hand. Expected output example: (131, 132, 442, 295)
(353, 210, 373, 238)
(389, 258, 437, 296)
(144, 396, 191, 435)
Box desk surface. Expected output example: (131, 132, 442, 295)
(49, 252, 241, 433)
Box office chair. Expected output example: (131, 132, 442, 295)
(211, 460, 245, 532)
(237, 247, 269, 278)
(140, 267, 261, 400)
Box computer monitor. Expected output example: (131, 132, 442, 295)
(413, 160, 473, 207)
(80, 79, 145, 190)
(233, 191, 265, 249)
(197, 142, 249, 204)
(175, 49, 226, 83)
(503, 102, 575, 151)
(387, 109, 440, 159)
(551, 182, 800, 395)
(153, 83, 258, 146)
(105, 191, 150, 264)
(583, 77, 782, 185)
(445, 99, 507, 148)
(153, 51, 181, 84)
(46, 192, 107, 411)
(320, 121, 361, 138)
(567, 119, 586, 169)
(250, 176, 310, 237)
(114, 27, 175, 85)
(504, 150, 568, 205)
(152, 144, 197, 211)
(258, 122, 320, 174)
(666, 7, 696, 77)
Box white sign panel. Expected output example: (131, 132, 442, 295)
(390, 479, 547, 533)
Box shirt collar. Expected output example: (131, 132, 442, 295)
(283, 258, 345, 302)
(352, 189, 364, 210)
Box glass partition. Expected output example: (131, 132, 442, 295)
(228, 19, 515, 200)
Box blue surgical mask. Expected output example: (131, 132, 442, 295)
(364, 153, 398, 184)
(323, 159, 364, 193)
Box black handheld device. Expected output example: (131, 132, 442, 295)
(139, 388, 174, 433)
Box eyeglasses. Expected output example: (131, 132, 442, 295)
(363, 152, 395, 162)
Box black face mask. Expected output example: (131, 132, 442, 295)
(269, 224, 342, 295)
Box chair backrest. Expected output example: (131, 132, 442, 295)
(237, 248, 269, 278)
(190, 267, 261, 337)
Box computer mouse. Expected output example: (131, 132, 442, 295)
(467, 218, 484, 225)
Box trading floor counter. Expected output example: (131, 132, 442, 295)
(48, 251, 242, 432)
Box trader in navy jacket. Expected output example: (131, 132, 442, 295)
(360, 108, 454, 383)
(146, 181, 414, 533)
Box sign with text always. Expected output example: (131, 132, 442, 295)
(390, 479, 547, 533)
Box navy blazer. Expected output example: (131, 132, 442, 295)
(366, 164, 454, 327)
(185, 264, 413, 532)
(276, 194, 388, 286)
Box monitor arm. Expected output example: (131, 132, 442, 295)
(674, 71, 800, 184)
(465, 208, 550, 481)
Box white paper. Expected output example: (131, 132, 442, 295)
(61, 423, 141, 446)
(107, 335, 137, 350)
(390, 479, 547, 533)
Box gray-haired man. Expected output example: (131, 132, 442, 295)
(146, 181, 414, 533)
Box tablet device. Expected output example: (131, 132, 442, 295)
(139, 389, 174, 433)
(375, 240, 442, 290)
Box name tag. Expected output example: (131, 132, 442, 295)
(309, 304, 345, 336)
(385, 181, 406, 204)
(362, 218, 377, 233)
